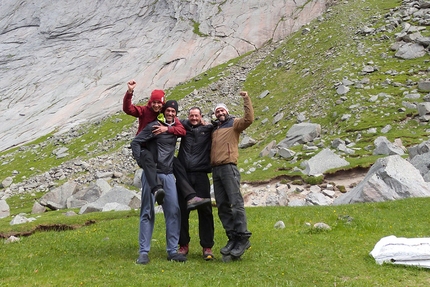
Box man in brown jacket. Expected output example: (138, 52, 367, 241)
(211, 91, 254, 260)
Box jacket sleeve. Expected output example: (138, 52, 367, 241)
(168, 117, 186, 136)
(234, 94, 254, 132)
(131, 124, 155, 162)
(123, 91, 141, 117)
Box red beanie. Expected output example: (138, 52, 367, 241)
(150, 90, 165, 104)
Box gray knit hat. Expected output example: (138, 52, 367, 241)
(214, 103, 229, 114)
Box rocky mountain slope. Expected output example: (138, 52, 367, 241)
(1, 0, 430, 205)
(0, 0, 326, 152)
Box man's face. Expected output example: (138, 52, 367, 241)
(164, 107, 176, 123)
(150, 100, 163, 113)
(215, 107, 228, 122)
(188, 108, 202, 126)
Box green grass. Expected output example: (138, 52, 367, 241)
(2, 197, 430, 286)
(1, 1, 430, 285)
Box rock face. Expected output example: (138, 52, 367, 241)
(0, 0, 327, 151)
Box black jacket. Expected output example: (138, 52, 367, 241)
(178, 120, 213, 173)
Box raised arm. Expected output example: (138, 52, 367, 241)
(234, 91, 254, 132)
(122, 79, 141, 117)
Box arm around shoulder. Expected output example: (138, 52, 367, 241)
(168, 117, 186, 136)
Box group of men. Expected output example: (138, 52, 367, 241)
(123, 79, 254, 264)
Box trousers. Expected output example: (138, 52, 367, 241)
(212, 164, 251, 238)
(140, 152, 196, 200)
(138, 171, 181, 256)
(177, 171, 214, 248)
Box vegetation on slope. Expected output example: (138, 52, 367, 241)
(1, 0, 429, 184)
(2, 1, 430, 285)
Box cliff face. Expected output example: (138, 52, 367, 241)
(0, 0, 326, 151)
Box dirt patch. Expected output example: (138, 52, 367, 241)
(0, 220, 96, 239)
(324, 167, 369, 189)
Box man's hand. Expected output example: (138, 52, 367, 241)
(239, 91, 248, 97)
(152, 124, 168, 135)
(127, 80, 137, 93)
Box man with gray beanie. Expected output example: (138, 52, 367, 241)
(211, 91, 254, 260)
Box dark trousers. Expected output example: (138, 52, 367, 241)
(173, 157, 196, 200)
(140, 151, 195, 199)
(139, 149, 160, 193)
(177, 171, 214, 248)
(212, 164, 251, 240)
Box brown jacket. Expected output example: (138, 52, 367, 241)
(211, 95, 254, 166)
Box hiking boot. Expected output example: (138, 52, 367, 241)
(178, 244, 189, 255)
(220, 239, 236, 255)
(136, 253, 150, 265)
(154, 188, 165, 205)
(203, 248, 214, 261)
(167, 252, 187, 262)
(230, 238, 251, 258)
(187, 196, 211, 210)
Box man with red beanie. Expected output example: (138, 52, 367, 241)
(123, 80, 172, 204)
(123, 80, 210, 210)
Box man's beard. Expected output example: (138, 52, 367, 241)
(218, 115, 226, 122)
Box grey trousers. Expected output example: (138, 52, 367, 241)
(138, 172, 181, 256)
(212, 164, 251, 239)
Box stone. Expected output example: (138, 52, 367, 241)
(278, 123, 321, 148)
(274, 221, 285, 229)
(303, 148, 349, 176)
(0, 199, 10, 218)
(334, 155, 430, 205)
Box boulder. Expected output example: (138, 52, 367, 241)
(373, 136, 404, 156)
(66, 183, 104, 209)
(79, 186, 140, 214)
(409, 152, 430, 181)
(39, 181, 79, 210)
(278, 123, 321, 148)
(0, 199, 10, 218)
(303, 148, 349, 176)
(259, 140, 277, 157)
(334, 155, 430, 205)
(239, 135, 257, 149)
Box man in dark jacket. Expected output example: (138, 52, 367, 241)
(176, 107, 214, 260)
(211, 91, 254, 259)
(131, 100, 187, 264)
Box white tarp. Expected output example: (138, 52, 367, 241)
(370, 235, 430, 268)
